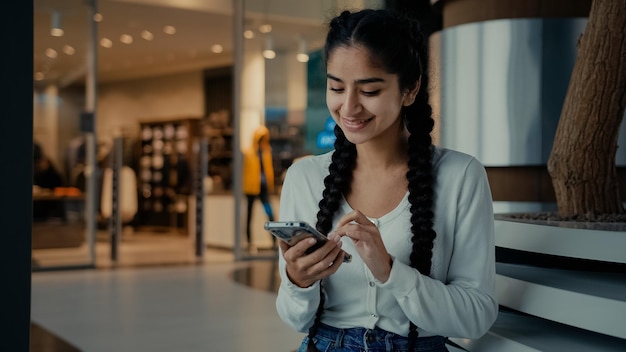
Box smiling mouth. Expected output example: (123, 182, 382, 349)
(342, 117, 373, 128)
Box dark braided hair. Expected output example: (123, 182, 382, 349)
(306, 128, 355, 352)
(404, 40, 436, 352)
(308, 9, 436, 352)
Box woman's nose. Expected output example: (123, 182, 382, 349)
(340, 90, 362, 116)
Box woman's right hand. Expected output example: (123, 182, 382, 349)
(279, 233, 346, 288)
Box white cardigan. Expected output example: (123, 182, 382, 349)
(275, 147, 498, 339)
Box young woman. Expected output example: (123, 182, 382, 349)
(276, 9, 498, 352)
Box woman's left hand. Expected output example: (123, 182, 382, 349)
(334, 210, 392, 282)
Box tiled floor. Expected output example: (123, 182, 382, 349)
(30, 225, 302, 352)
(31, 258, 304, 352)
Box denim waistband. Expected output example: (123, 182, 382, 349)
(314, 323, 447, 351)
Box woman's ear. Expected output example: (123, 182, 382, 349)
(402, 77, 421, 107)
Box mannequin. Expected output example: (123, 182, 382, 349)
(242, 125, 276, 252)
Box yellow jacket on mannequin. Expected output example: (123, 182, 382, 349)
(243, 125, 276, 251)
(243, 125, 275, 195)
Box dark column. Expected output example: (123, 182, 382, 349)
(0, 0, 33, 350)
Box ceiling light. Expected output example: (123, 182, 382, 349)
(141, 30, 154, 41)
(163, 25, 176, 35)
(50, 11, 64, 37)
(297, 39, 309, 63)
(45, 48, 57, 59)
(211, 44, 223, 54)
(263, 36, 275, 59)
(120, 34, 133, 44)
(62, 45, 75, 55)
(243, 30, 255, 39)
(259, 24, 272, 34)
(92, 13, 103, 22)
(296, 53, 309, 63)
(100, 38, 113, 48)
(50, 28, 64, 37)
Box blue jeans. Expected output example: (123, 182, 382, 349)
(297, 323, 449, 352)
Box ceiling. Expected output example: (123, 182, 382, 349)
(34, 0, 343, 88)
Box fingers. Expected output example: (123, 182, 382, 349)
(280, 236, 345, 288)
(281, 237, 318, 262)
(277, 240, 291, 255)
(300, 239, 343, 269)
(337, 209, 375, 228)
(324, 250, 346, 274)
(334, 210, 375, 242)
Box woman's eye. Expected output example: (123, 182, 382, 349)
(329, 87, 344, 93)
(362, 90, 380, 96)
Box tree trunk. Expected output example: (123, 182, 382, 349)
(547, 0, 626, 217)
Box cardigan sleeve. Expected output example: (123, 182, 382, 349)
(274, 161, 325, 333)
(377, 157, 498, 338)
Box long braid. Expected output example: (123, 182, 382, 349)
(306, 127, 356, 351)
(404, 20, 436, 351)
(405, 95, 436, 350)
(303, 11, 359, 351)
(317, 126, 356, 234)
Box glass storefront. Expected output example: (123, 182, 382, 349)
(32, 0, 383, 268)
(33, 0, 96, 270)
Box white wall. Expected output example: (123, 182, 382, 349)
(98, 70, 205, 139)
(241, 36, 265, 151)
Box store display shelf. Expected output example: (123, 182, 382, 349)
(450, 310, 626, 352)
(494, 218, 626, 264)
(496, 262, 626, 339)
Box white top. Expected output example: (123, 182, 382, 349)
(275, 147, 498, 339)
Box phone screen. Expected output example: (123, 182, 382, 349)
(264, 221, 326, 247)
(264, 221, 351, 262)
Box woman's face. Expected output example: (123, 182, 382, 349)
(326, 45, 415, 146)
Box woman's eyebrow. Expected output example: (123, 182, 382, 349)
(355, 77, 385, 84)
(327, 73, 342, 82)
(326, 73, 385, 85)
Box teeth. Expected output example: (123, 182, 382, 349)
(344, 118, 370, 126)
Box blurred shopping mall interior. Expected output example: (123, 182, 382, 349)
(4, 0, 626, 351)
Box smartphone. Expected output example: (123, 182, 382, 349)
(264, 221, 351, 263)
